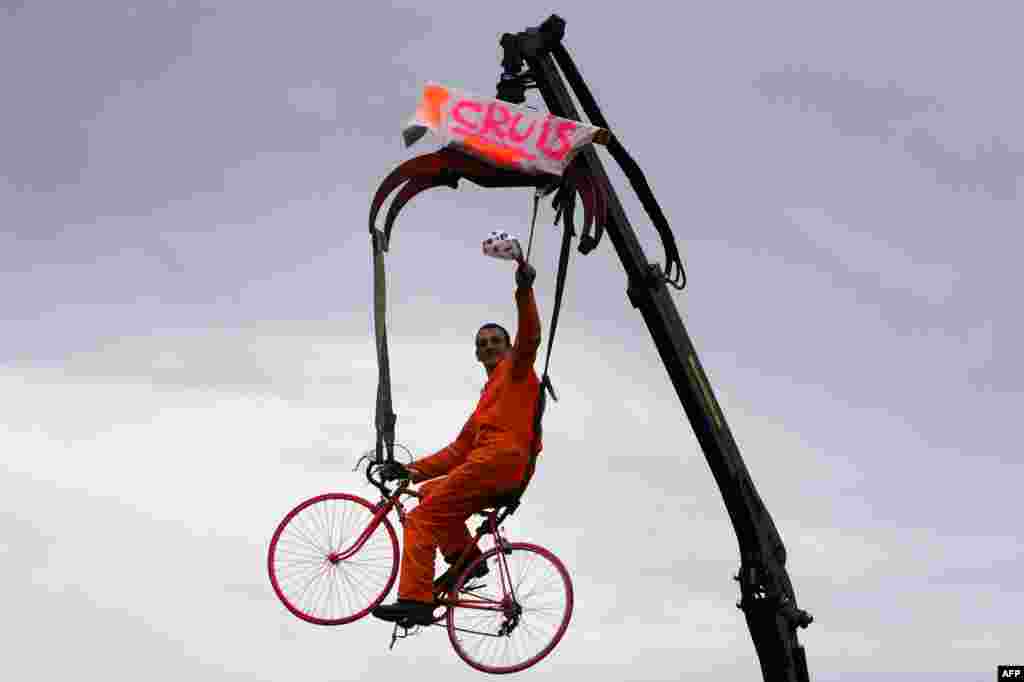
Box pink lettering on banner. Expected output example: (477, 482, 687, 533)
(451, 99, 482, 133)
(405, 83, 606, 174)
(507, 113, 536, 144)
(479, 102, 512, 140)
(536, 116, 553, 153)
(445, 97, 590, 170)
(539, 120, 577, 161)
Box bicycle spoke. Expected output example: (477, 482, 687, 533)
(448, 543, 572, 673)
(280, 525, 324, 557)
(295, 562, 330, 610)
(269, 494, 399, 625)
(327, 498, 339, 550)
(292, 514, 328, 555)
(278, 548, 330, 567)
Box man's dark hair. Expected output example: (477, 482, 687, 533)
(477, 323, 510, 347)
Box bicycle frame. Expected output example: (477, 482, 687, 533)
(265, 469, 572, 668)
(357, 476, 522, 618)
(436, 506, 518, 616)
(330, 480, 416, 562)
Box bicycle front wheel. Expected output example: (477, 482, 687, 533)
(267, 493, 399, 625)
(447, 542, 574, 674)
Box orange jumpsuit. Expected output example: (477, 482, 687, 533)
(398, 286, 543, 603)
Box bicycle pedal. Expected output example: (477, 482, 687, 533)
(388, 622, 421, 650)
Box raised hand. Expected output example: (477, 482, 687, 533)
(516, 261, 536, 289)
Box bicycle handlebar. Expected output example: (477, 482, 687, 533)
(365, 461, 423, 501)
(365, 460, 515, 521)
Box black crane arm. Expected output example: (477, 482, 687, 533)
(497, 15, 813, 682)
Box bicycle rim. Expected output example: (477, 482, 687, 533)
(447, 542, 574, 673)
(267, 493, 399, 625)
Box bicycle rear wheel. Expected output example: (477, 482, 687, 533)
(447, 542, 573, 673)
(268, 493, 399, 625)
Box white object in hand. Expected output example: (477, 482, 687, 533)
(482, 230, 523, 261)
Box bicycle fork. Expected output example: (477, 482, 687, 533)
(493, 538, 523, 635)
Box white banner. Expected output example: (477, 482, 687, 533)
(402, 82, 609, 176)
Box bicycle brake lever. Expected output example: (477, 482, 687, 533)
(353, 448, 376, 472)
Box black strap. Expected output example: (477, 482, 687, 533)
(516, 190, 576, 498)
(370, 185, 574, 478)
(525, 191, 540, 264)
(371, 228, 396, 464)
(550, 41, 685, 290)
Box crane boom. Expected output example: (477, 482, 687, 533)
(497, 15, 813, 681)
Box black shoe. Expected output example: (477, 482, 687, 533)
(433, 554, 490, 593)
(371, 599, 436, 625)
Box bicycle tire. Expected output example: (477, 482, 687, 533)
(267, 493, 399, 625)
(447, 542, 574, 673)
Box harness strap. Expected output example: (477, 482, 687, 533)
(525, 181, 559, 265)
(515, 188, 576, 499)
(525, 191, 540, 265)
(370, 181, 575, 476)
(371, 228, 396, 464)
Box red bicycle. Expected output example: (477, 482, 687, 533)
(267, 460, 574, 674)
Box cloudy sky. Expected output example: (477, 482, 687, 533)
(2, 1, 1020, 680)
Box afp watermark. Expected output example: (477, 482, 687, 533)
(999, 665, 1024, 679)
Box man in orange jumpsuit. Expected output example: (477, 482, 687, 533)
(372, 260, 541, 625)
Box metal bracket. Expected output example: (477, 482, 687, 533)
(626, 264, 662, 309)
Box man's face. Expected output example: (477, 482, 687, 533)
(475, 328, 510, 371)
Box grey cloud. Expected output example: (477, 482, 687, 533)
(753, 65, 941, 141)
(54, 328, 371, 398)
(0, 2, 215, 195)
(0, 508, 56, 578)
(0, 471, 286, 680)
(927, 563, 1021, 587)
(2, 1, 432, 241)
(1, 1, 27, 16)
(14, 582, 258, 680)
(903, 127, 1024, 199)
(754, 65, 1024, 200)
(280, 444, 367, 472)
(63, 340, 281, 394)
(965, 319, 1023, 393)
(222, 581, 277, 603)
